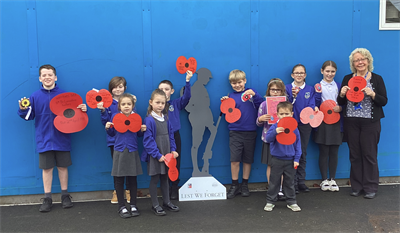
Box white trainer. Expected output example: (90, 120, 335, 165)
(264, 203, 275, 212)
(329, 179, 339, 192)
(320, 179, 330, 191)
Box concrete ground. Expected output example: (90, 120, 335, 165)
(1, 184, 399, 232)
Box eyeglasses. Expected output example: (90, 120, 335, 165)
(353, 58, 368, 63)
(270, 89, 282, 93)
(293, 72, 306, 76)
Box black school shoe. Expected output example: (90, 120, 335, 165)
(152, 205, 166, 216)
(298, 184, 310, 192)
(61, 195, 74, 209)
(39, 197, 53, 212)
(163, 202, 180, 212)
(241, 183, 250, 197)
(118, 206, 131, 219)
(227, 184, 241, 199)
(130, 205, 140, 217)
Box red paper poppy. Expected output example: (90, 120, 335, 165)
(50, 92, 89, 133)
(112, 113, 142, 133)
(276, 117, 298, 145)
(300, 107, 324, 128)
(241, 93, 252, 102)
(220, 98, 241, 123)
(164, 153, 177, 168)
(346, 76, 367, 103)
(176, 56, 197, 74)
(168, 167, 179, 182)
(86, 89, 113, 109)
(320, 100, 340, 124)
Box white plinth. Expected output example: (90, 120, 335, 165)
(178, 176, 226, 201)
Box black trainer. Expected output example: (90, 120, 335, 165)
(227, 184, 241, 199)
(241, 183, 250, 197)
(61, 195, 73, 209)
(39, 197, 52, 212)
(163, 202, 180, 212)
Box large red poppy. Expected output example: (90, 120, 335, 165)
(86, 89, 113, 109)
(50, 92, 89, 133)
(300, 107, 324, 128)
(346, 76, 367, 102)
(165, 153, 178, 181)
(320, 100, 340, 124)
(112, 113, 142, 133)
(176, 56, 197, 74)
(220, 98, 241, 123)
(276, 117, 298, 145)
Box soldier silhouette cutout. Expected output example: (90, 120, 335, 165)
(184, 68, 219, 177)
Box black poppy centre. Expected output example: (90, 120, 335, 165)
(284, 128, 290, 134)
(125, 120, 131, 126)
(63, 109, 75, 118)
(96, 95, 103, 102)
(327, 110, 332, 114)
(228, 108, 233, 113)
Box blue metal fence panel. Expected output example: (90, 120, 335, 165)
(1, 0, 399, 196)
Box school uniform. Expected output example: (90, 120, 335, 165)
(265, 122, 301, 205)
(314, 80, 343, 181)
(337, 73, 387, 194)
(107, 113, 143, 209)
(285, 83, 315, 186)
(17, 85, 72, 169)
(228, 88, 264, 163)
(141, 114, 176, 207)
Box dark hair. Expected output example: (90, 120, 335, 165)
(292, 64, 306, 74)
(277, 101, 293, 113)
(266, 78, 286, 97)
(39, 64, 56, 76)
(321, 60, 337, 71)
(108, 76, 127, 94)
(117, 93, 135, 111)
(159, 80, 173, 89)
(147, 88, 168, 116)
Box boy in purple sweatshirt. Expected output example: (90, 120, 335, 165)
(158, 70, 192, 199)
(264, 101, 302, 212)
(17, 64, 87, 212)
(221, 69, 263, 199)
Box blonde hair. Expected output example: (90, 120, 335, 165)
(266, 78, 286, 97)
(229, 69, 246, 83)
(349, 48, 374, 74)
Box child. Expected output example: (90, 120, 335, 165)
(17, 64, 87, 212)
(264, 101, 301, 212)
(256, 78, 287, 199)
(221, 69, 264, 199)
(314, 61, 343, 191)
(158, 70, 193, 200)
(97, 76, 135, 204)
(285, 64, 317, 193)
(105, 93, 145, 218)
(141, 89, 180, 216)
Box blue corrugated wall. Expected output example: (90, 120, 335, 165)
(1, 0, 399, 196)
